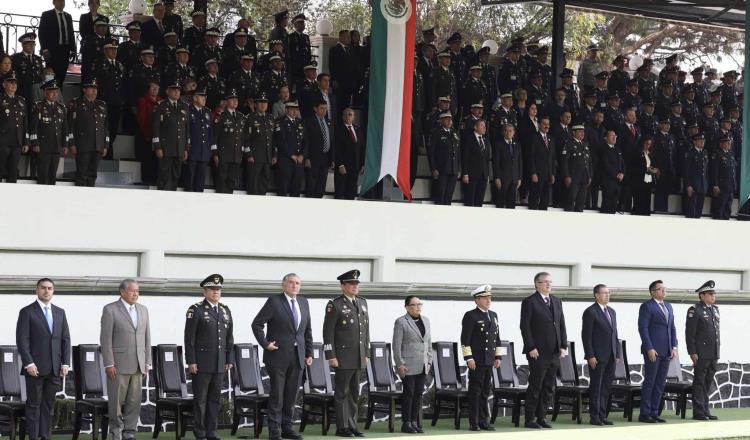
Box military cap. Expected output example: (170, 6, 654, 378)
(292, 13, 306, 23)
(163, 0, 174, 4)
(507, 43, 522, 53)
(643, 100, 655, 106)
(285, 101, 300, 108)
(337, 269, 361, 283)
(18, 32, 37, 43)
(166, 82, 181, 89)
(471, 103, 484, 109)
(678, 69, 687, 76)
(204, 58, 218, 66)
(692, 133, 705, 140)
(254, 92, 269, 102)
(691, 66, 704, 75)
(591, 107, 604, 114)
(153, 2, 164, 6)
(728, 104, 740, 111)
(41, 79, 59, 90)
(500, 92, 513, 99)
(437, 51, 451, 58)
(205, 28, 220, 37)
(706, 67, 718, 75)
(687, 122, 699, 129)
(438, 96, 451, 102)
(422, 27, 435, 35)
(636, 64, 650, 72)
(613, 54, 628, 63)
(526, 40, 539, 50)
(176, 46, 189, 54)
(586, 44, 599, 51)
(710, 89, 722, 96)
(200, 274, 223, 288)
(269, 39, 283, 46)
(104, 40, 119, 49)
(695, 280, 715, 294)
(94, 17, 108, 26)
(665, 53, 678, 62)
(720, 117, 732, 123)
(560, 68, 574, 78)
(665, 65, 679, 72)
(164, 31, 177, 38)
(681, 83, 694, 92)
(193, 87, 206, 96)
(670, 99, 682, 107)
(471, 284, 492, 298)
(269, 54, 283, 62)
(658, 117, 671, 124)
(274, 9, 289, 21)
(238, 54, 255, 62)
(719, 134, 731, 143)
(510, 36, 525, 45)
(659, 80, 674, 88)
(594, 70, 609, 79)
(2, 72, 18, 82)
(82, 78, 98, 88)
(234, 28, 248, 37)
(607, 93, 620, 100)
(469, 65, 482, 71)
(723, 70, 737, 78)
(126, 21, 141, 31)
(535, 45, 549, 54)
(571, 124, 585, 131)
(702, 102, 715, 109)
(303, 63, 317, 70)
(627, 78, 639, 86)
(477, 46, 491, 56)
(191, 10, 206, 17)
(225, 89, 239, 99)
(447, 32, 462, 44)
(583, 91, 597, 99)
(643, 58, 654, 66)
(140, 48, 155, 55)
(438, 111, 453, 119)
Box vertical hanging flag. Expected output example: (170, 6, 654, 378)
(361, 0, 416, 200)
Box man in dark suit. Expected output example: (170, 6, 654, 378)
(637, 280, 678, 423)
(140, 2, 167, 50)
(334, 107, 364, 200)
(461, 119, 490, 207)
(520, 272, 568, 429)
(16, 278, 71, 440)
(581, 284, 620, 426)
(527, 118, 556, 210)
(328, 30, 356, 111)
(492, 124, 522, 209)
(38, 0, 76, 90)
(304, 99, 334, 198)
(252, 274, 313, 440)
(616, 108, 641, 211)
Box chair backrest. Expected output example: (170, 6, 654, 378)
(492, 340, 520, 388)
(557, 341, 580, 386)
(613, 340, 631, 383)
(304, 342, 333, 394)
(72, 344, 107, 400)
(152, 344, 188, 398)
(666, 352, 684, 381)
(232, 343, 265, 394)
(431, 341, 463, 390)
(0, 345, 25, 401)
(366, 342, 396, 393)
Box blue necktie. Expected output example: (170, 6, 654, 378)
(291, 299, 299, 329)
(44, 306, 53, 332)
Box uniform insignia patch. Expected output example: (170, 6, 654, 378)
(326, 302, 334, 313)
(187, 311, 193, 318)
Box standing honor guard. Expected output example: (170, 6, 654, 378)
(686, 280, 720, 421)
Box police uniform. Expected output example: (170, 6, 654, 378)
(185, 88, 213, 192)
(710, 139, 736, 220)
(461, 285, 501, 430)
(155, 39, 179, 73)
(322, 270, 370, 436)
(682, 134, 709, 218)
(561, 127, 592, 212)
(29, 80, 67, 185)
(244, 93, 275, 195)
(287, 15, 312, 86)
(152, 87, 190, 190)
(68, 80, 108, 186)
(0, 74, 28, 183)
(274, 102, 305, 196)
(95, 42, 125, 156)
(269, 10, 290, 51)
(497, 46, 526, 94)
(212, 92, 245, 193)
(11, 33, 44, 109)
(685, 281, 720, 421)
(185, 274, 234, 440)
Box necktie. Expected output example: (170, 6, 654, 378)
(44, 306, 53, 332)
(58, 12, 67, 45)
(290, 299, 299, 329)
(543, 134, 549, 147)
(158, 21, 164, 33)
(631, 124, 636, 136)
(658, 302, 668, 320)
(478, 136, 485, 151)
(508, 141, 513, 155)
(320, 118, 330, 152)
(213, 305, 218, 315)
(129, 305, 138, 328)
(348, 125, 357, 142)
(604, 306, 612, 325)
(544, 296, 550, 307)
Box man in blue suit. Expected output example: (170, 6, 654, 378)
(638, 280, 678, 423)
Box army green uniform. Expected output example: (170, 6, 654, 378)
(29, 99, 68, 185)
(184, 299, 234, 440)
(212, 109, 245, 193)
(323, 295, 370, 432)
(244, 111, 275, 195)
(229, 69, 260, 106)
(432, 66, 457, 115)
(10, 52, 44, 109)
(192, 44, 223, 77)
(685, 302, 720, 419)
(0, 93, 28, 182)
(81, 34, 108, 82)
(261, 70, 289, 105)
(152, 99, 190, 190)
(68, 97, 108, 186)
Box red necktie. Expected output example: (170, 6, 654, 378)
(348, 125, 357, 142)
(543, 135, 549, 148)
(631, 125, 636, 136)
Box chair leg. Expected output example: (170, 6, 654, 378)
(388, 398, 395, 433)
(92, 414, 100, 440)
(323, 403, 330, 436)
(299, 407, 308, 433)
(552, 395, 560, 421)
(365, 400, 373, 429)
(73, 411, 82, 440)
(102, 416, 109, 440)
(254, 407, 262, 438)
(431, 397, 439, 426)
(453, 398, 460, 430)
(490, 397, 498, 424)
(175, 411, 182, 440)
(152, 410, 161, 438)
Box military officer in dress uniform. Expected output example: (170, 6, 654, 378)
(11, 33, 44, 112)
(95, 40, 124, 158)
(460, 65, 488, 117)
(428, 112, 460, 205)
(185, 87, 213, 192)
(461, 285, 502, 431)
(323, 269, 370, 438)
(269, 10, 290, 51)
(29, 80, 67, 185)
(129, 48, 160, 107)
(162, 0, 183, 40)
(163, 47, 197, 91)
(682, 132, 709, 218)
(0, 74, 28, 183)
(432, 51, 457, 115)
(220, 29, 252, 79)
(561, 124, 592, 212)
(274, 101, 305, 197)
(244, 92, 275, 195)
(262, 53, 289, 105)
(68, 79, 108, 186)
(691, 67, 710, 108)
(155, 32, 179, 73)
(80, 18, 109, 83)
(183, 11, 207, 53)
(192, 28, 223, 77)
(560, 68, 580, 116)
(710, 135, 736, 220)
(686, 280, 720, 421)
(117, 22, 143, 75)
(212, 90, 245, 193)
(497, 44, 525, 95)
(152, 82, 190, 190)
(477, 47, 497, 106)
(185, 274, 234, 440)
(229, 55, 260, 109)
(199, 59, 226, 110)
(288, 14, 312, 88)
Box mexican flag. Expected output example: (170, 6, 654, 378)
(361, 0, 416, 200)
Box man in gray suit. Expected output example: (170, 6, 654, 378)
(252, 273, 313, 440)
(392, 295, 432, 434)
(100, 279, 152, 440)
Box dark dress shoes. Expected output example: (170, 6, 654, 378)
(654, 416, 667, 423)
(692, 415, 710, 421)
(281, 430, 303, 439)
(335, 429, 354, 437)
(638, 415, 656, 423)
(601, 418, 614, 425)
(401, 422, 417, 433)
(524, 421, 541, 429)
(590, 419, 603, 426)
(478, 425, 495, 431)
(350, 429, 365, 437)
(708, 415, 719, 420)
(468, 425, 480, 431)
(538, 419, 552, 428)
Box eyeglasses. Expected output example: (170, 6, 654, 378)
(408, 303, 424, 307)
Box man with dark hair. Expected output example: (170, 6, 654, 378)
(520, 272, 568, 429)
(637, 280, 677, 423)
(598, 130, 625, 214)
(152, 82, 189, 190)
(329, 30, 356, 110)
(0, 74, 28, 183)
(582, 284, 619, 425)
(16, 277, 71, 440)
(461, 118, 490, 207)
(303, 99, 334, 198)
(686, 281, 720, 421)
(38, 0, 76, 91)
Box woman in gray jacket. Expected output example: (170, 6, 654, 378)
(392, 295, 432, 433)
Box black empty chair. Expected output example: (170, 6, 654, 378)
(609, 340, 641, 421)
(299, 342, 335, 435)
(490, 341, 526, 427)
(364, 342, 402, 433)
(151, 345, 193, 440)
(230, 343, 269, 437)
(551, 341, 589, 424)
(430, 341, 468, 430)
(0, 345, 26, 440)
(661, 353, 692, 419)
(72, 345, 109, 440)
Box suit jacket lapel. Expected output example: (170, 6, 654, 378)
(117, 300, 137, 329)
(280, 293, 296, 331)
(32, 303, 52, 335)
(403, 314, 424, 342)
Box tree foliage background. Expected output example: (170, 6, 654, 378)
(87, 0, 744, 69)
